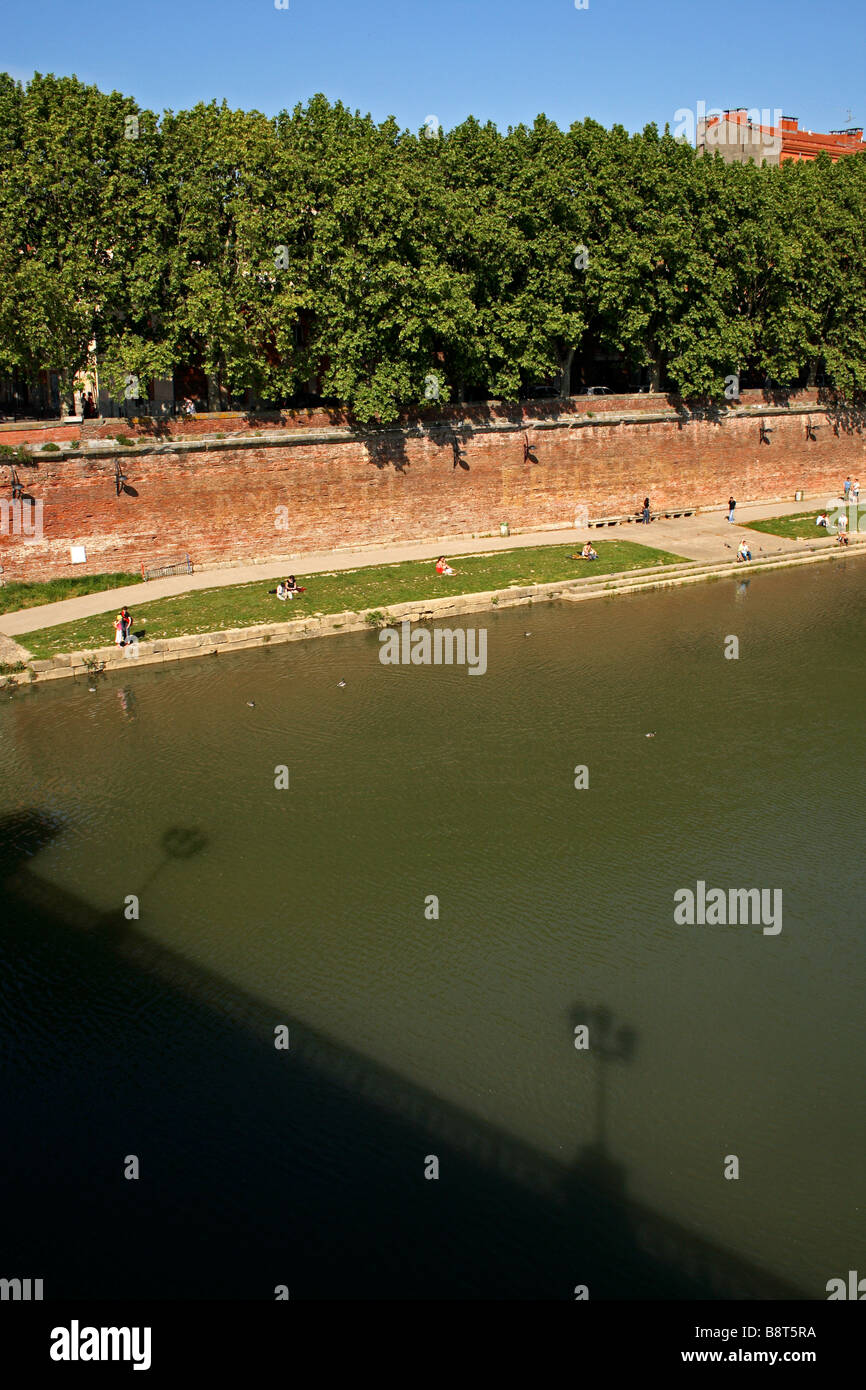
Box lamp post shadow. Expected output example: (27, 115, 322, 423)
(562, 1002, 640, 1293)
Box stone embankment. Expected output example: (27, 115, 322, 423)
(3, 540, 861, 687)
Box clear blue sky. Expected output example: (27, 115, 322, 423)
(4, 0, 864, 137)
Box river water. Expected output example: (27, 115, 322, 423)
(1, 560, 864, 1299)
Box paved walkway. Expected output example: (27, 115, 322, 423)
(0, 493, 846, 640)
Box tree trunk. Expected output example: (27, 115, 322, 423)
(560, 347, 575, 399)
(649, 351, 663, 394)
(60, 370, 75, 418)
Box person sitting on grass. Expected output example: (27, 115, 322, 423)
(816, 513, 829, 528)
(580, 542, 598, 561)
(435, 556, 456, 576)
(274, 577, 305, 600)
(736, 540, 752, 563)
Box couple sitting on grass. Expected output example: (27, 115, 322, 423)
(569, 542, 598, 561)
(272, 576, 305, 600)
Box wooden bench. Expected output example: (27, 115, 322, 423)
(589, 509, 695, 528)
(141, 554, 193, 581)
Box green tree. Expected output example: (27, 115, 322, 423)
(0, 73, 116, 409)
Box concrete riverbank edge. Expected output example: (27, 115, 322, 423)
(4, 540, 862, 686)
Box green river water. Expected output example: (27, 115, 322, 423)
(1, 558, 863, 1299)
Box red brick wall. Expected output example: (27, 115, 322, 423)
(2, 398, 863, 581)
(0, 422, 82, 447)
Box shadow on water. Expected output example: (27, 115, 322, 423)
(569, 1003, 637, 1156)
(0, 810, 804, 1300)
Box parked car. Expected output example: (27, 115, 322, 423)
(583, 385, 612, 396)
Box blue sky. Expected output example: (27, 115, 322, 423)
(4, 0, 864, 137)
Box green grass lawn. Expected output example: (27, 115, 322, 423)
(742, 511, 838, 541)
(0, 571, 142, 616)
(19, 539, 688, 661)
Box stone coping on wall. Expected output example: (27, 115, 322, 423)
(63, 386, 836, 436)
(6, 542, 861, 687)
(1, 397, 853, 463)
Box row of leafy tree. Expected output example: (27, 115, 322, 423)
(1, 72, 865, 424)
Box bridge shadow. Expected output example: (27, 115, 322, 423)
(0, 810, 804, 1300)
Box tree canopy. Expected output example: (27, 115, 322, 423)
(1, 72, 864, 422)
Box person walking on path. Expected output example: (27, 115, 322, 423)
(642, 497, 651, 524)
(853, 480, 860, 505)
(727, 496, 736, 522)
(843, 477, 852, 501)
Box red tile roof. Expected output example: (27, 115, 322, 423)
(704, 111, 865, 162)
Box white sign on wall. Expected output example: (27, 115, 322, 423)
(70, 546, 87, 564)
